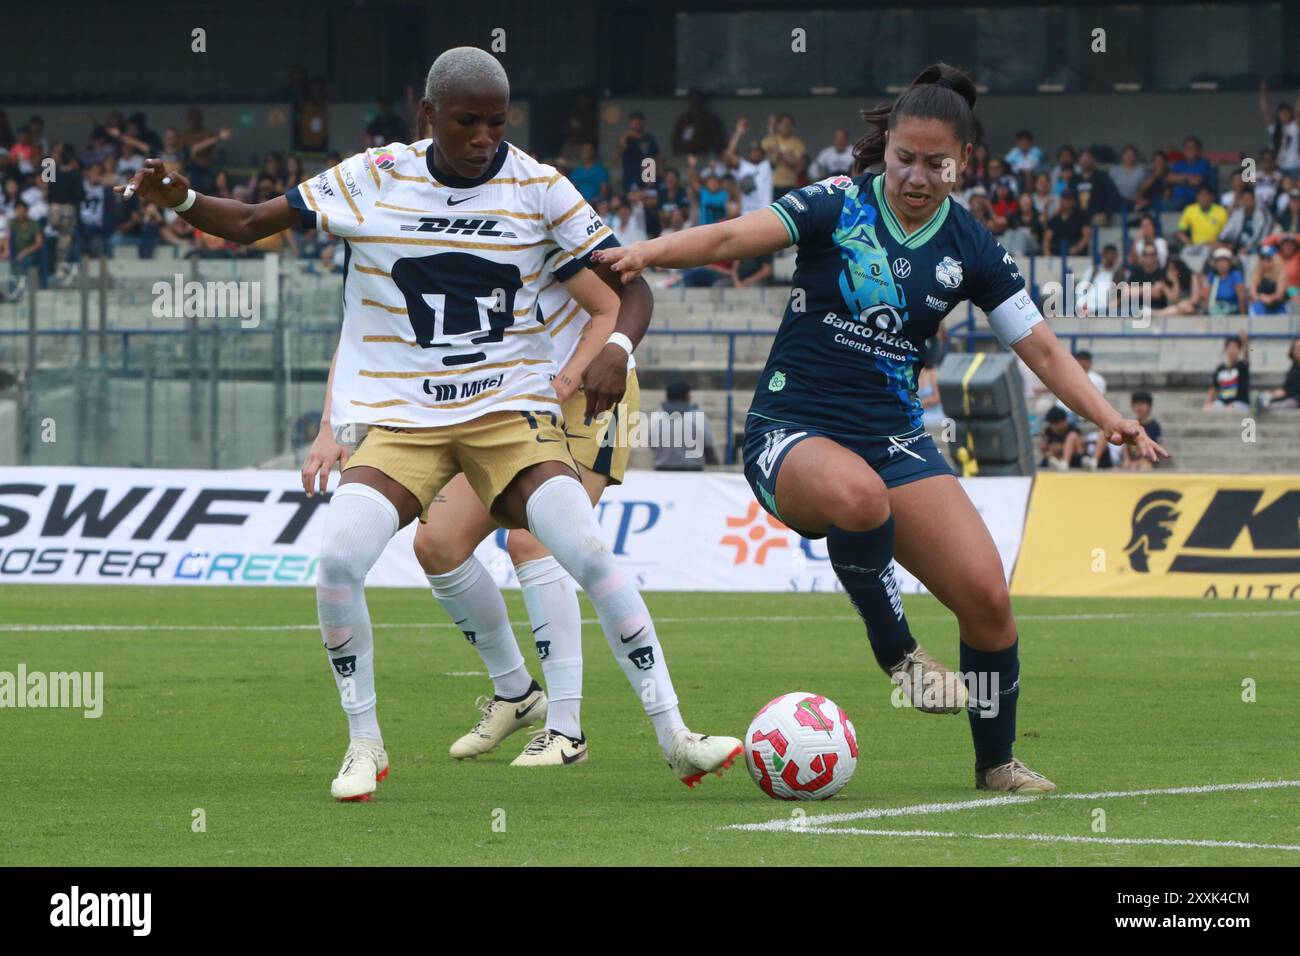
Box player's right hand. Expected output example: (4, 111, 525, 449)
(115, 158, 190, 207)
(591, 243, 649, 284)
(302, 426, 351, 497)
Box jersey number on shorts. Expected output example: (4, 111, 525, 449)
(391, 252, 523, 367)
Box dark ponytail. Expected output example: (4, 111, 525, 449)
(852, 63, 978, 174)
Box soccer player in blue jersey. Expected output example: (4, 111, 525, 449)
(596, 64, 1168, 792)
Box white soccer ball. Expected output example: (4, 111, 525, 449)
(744, 692, 858, 801)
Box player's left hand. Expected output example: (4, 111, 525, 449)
(591, 243, 648, 284)
(1103, 416, 1169, 464)
(581, 343, 629, 419)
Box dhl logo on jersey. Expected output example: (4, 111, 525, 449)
(1012, 473, 1300, 599)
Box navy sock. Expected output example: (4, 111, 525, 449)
(961, 640, 1020, 771)
(827, 517, 917, 672)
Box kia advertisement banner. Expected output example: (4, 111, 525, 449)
(0, 468, 1031, 592)
(1011, 472, 1300, 600)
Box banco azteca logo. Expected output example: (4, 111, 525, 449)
(720, 500, 790, 565)
(1124, 487, 1300, 574)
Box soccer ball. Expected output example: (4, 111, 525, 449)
(744, 692, 858, 801)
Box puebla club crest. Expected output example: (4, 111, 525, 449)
(935, 256, 963, 290)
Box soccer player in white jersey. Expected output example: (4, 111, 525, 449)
(304, 259, 644, 767)
(118, 47, 740, 800)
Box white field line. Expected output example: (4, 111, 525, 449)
(726, 780, 1300, 833)
(799, 828, 1300, 852)
(5, 609, 1300, 634)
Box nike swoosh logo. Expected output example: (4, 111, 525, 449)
(535, 436, 561, 443)
(757, 430, 807, 479)
(447, 195, 477, 206)
(454, 618, 468, 625)
(619, 626, 646, 644)
(532, 623, 548, 633)
(515, 698, 541, 721)
(561, 749, 584, 764)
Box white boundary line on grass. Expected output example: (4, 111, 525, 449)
(725, 780, 1300, 849)
(5, 609, 1300, 634)
(799, 828, 1300, 852)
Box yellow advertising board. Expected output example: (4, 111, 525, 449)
(1012, 473, 1300, 600)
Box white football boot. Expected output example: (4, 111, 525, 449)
(510, 729, 589, 767)
(449, 683, 548, 759)
(666, 730, 744, 788)
(888, 645, 969, 714)
(330, 738, 389, 802)
(976, 758, 1058, 793)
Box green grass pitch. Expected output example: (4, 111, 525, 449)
(2, 586, 1297, 866)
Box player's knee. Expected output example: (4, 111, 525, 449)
(412, 528, 473, 575)
(827, 474, 890, 531)
(961, 577, 1015, 641)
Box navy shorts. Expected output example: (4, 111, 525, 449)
(741, 416, 954, 539)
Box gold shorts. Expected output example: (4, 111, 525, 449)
(561, 369, 640, 485)
(345, 409, 578, 520)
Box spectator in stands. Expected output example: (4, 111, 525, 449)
(1273, 181, 1300, 233)
(1219, 187, 1272, 255)
(1178, 185, 1228, 249)
(8, 201, 43, 283)
(989, 181, 1017, 236)
(1004, 192, 1043, 254)
(47, 143, 83, 284)
(1205, 332, 1251, 410)
(1075, 148, 1117, 222)
(9, 125, 38, 177)
(1255, 149, 1283, 212)
(125, 112, 161, 155)
(652, 381, 718, 470)
(1128, 244, 1166, 311)
(210, 169, 233, 200)
(2, 177, 19, 220)
(656, 167, 689, 221)
(116, 199, 161, 259)
(686, 154, 729, 226)
(761, 113, 807, 192)
(1259, 80, 1300, 177)
(810, 128, 854, 180)
(180, 108, 224, 192)
(1038, 406, 1086, 470)
(1121, 391, 1162, 469)
(1044, 189, 1091, 256)
(1110, 145, 1146, 210)
(248, 152, 287, 195)
(966, 185, 994, 228)
(1260, 338, 1300, 409)
(722, 117, 775, 216)
(1128, 213, 1169, 267)
(962, 143, 991, 193)
(1152, 253, 1200, 317)
(1169, 136, 1213, 209)
(658, 207, 688, 237)
(81, 127, 114, 169)
(26, 115, 48, 157)
(1219, 171, 1246, 211)
(1030, 171, 1058, 220)
(1004, 129, 1044, 185)
(671, 91, 725, 158)
(609, 191, 648, 245)
(1248, 247, 1291, 315)
(987, 156, 1018, 197)
(284, 155, 304, 190)
(78, 162, 110, 261)
(617, 112, 660, 193)
(1050, 145, 1078, 195)
(731, 252, 774, 288)
(1135, 149, 1171, 215)
(299, 77, 330, 152)
(1076, 244, 1125, 316)
(1198, 248, 1247, 315)
(159, 204, 195, 252)
(107, 127, 145, 185)
(365, 98, 408, 147)
(157, 127, 186, 176)
(568, 143, 610, 205)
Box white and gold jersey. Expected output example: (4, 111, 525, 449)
(288, 140, 614, 428)
(539, 256, 638, 376)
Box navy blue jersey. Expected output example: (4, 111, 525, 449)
(750, 172, 1041, 436)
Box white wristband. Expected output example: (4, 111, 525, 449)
(607, 332, 634, 357)
(172, 189, 197, 213)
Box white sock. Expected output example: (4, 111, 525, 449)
(516, 555, 583, 739)
(428, 556, 533, 700)
(525, 476, 684, 752)
(316, 483, 397, 745)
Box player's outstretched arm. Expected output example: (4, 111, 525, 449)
(591, 207, 790, 283)
(1014, 322, 1169, 464)
(115, 158, 299, 245)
